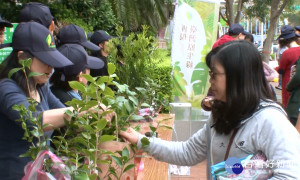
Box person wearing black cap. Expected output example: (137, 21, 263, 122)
(276, 25, 300, 108)
(50, 44, 104, 105)
(212, 23, 249, 49)
(57, 24, 100, 51)
(0, 22, 74, 179)
(90, 30, 112, 77)
(19, 2, 55, 35)
(0, 17, 13, 44)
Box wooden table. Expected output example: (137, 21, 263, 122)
(141, 114, 174, 180)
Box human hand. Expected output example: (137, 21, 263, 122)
(291, 65, 297, 79)
(119, 127, 140, 144)
(203, 96, 214, 108)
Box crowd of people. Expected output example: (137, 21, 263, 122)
(0, 2, 300, 180)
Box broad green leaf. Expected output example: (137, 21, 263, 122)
(8, 68, 22, 78)
(128, 96, 138, 106)
(96, 119, 107, 131)
(97, 76, 109, 84)
(69, 81, 86, 93)
(107, 63, 116, 75)
(73, 173, 89, 180)
(111, 155, 122, 167)
(98, 83, 105, 91)
(123, 164, 136, 173)
(104, 87, 114, 96)
(141, 137, 150, 148)
(122, 147, 129, 159)
(28, 72, 44, 78)
(81, 74, 95, 84)
(124, 101, 133, 113)
(129, 115, 145, 121)
(99, 135, 116, 142)
(135, 87, 147, 95)
(141, 103, 150, 107)
(82, 132, 91, 140)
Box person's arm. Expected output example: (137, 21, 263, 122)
(277, 51, 289, 74)
(258, 108, 300, 179)
(121, 118, 209, 166)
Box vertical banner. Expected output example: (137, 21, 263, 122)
(171, 0, 220, 108)
(0, 23, 18, 63)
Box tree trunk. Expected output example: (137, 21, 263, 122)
(226, 0, 234, 26)
(261, 0, 288, 63)
(234, 0, 243, 23)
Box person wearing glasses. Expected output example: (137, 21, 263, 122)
(120, 41, 300, 179)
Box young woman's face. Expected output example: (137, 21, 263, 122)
(30, 57, 53, 85)
(209, 60, 226, 102)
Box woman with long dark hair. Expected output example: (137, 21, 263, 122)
(120, 41, 300, 179)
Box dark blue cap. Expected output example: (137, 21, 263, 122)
(57, 24, 100, 51)
(19, 2, 53, 28)
(90, 30, 112, 45)
(12, 22, 73, 68)
(0, 17, 13, 28)
(278, 25, 295, 40)
(58, 44, 104, 76)
(228, 24, 249, 35)
(295, 26, 300, 31)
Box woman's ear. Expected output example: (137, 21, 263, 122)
(78, 72, 83, 82)
(17, 51, 25, 61)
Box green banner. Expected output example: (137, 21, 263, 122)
(0, 23, 18, 63)
(171, 0, 220, 108)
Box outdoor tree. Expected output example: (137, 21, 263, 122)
(222, 0, 248, 26)
(246, 0, 290, 62)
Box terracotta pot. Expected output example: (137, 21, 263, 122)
(98, 141, 143, 180)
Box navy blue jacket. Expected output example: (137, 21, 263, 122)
(0, 79, 65, 180)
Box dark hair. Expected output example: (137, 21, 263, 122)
(91, 42, 105, 58)
(278, 36, 298, 48)
(208, 41, 274, 134)
(0, 50, 36, 96)
(245, 34, 254, 43)
(50, 69, 82, 91)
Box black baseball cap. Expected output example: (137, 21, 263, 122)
(228, 24, 249, 35)
(58, 44, 104, 76)
(278, 25, 295, 40)
(90, 30, 112, 45)
(57, 24, 100, 51)
(295, 26, 300, 31)
(12, 22, 73, 68)
(0, 17, 13, 28)
(19, 2, 53, 28)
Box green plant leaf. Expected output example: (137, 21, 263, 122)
(104, 87, 114, 96)
(81, 74, 95, 84)
(8, 68, 22, 78)
(96, 119, 107, 131)
(122, 147, 129, 159)
(129, 115, 145, 121)
(111, 155, 122, 167)
(107, 63, 116, 75)
(98, 83, 105, 91)
(73, 173, 89, 180)
(99, 135, 116, 142)
(28, 72, 44, 78)
(128, 96, 138, 106)
(123, 164, 136, 173)
(69, 81, 86, 93)
(82, 132, 91, 140)
(141, 103, 150, 107)
(141, 137, 150, 148)
(159, 125, 173, 130)
(19, 58, 32, 69)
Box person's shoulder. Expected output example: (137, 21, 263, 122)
(0, 78, 20, 90)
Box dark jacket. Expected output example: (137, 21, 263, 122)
(286, 57, 300, 119)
